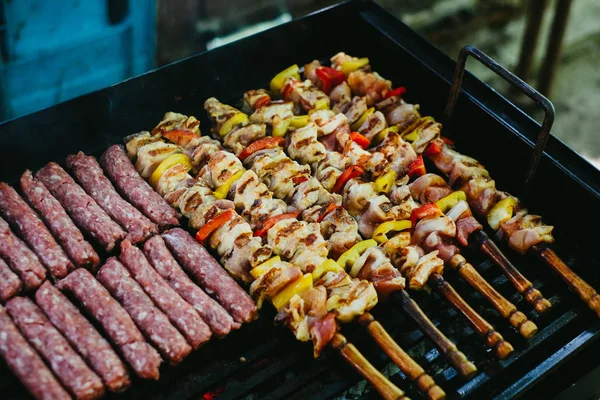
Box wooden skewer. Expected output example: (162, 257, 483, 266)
(448, 254, 538, 339)
(472, 230, 552, 314)
(330, 333, 410, 400)
(358, 312, 446, 400)
(428, 273, 514, 359)
(395, 290, 477, 379)
(533, 244, 600, 317)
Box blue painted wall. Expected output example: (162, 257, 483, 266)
(0, 0, 156, 121)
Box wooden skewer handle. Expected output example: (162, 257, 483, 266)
(534, 245, 600, 317)
(331, 333, 409, 400)
(473, 230, 552, 314)
(428, 273, 514, 359)
(396, 290, 477, 379)
(358, 312, 446, 400)
(448, 254, 538, 339)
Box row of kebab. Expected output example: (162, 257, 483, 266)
(0, 52, 598, 400)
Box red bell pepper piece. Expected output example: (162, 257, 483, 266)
(384, 87, 407, 99)
(410, 204, 443, 226)
(282, 81, 295, 100)
(349, 132, 371, 149)
(315, 67, 345, 94)
(238, 137, 286, 161)
(292, 175, 309, 185)
(423, 141, 443, 157)
(333, 165, 365, 194)
(316, 203, 341, 223)
(441, 136, 454, 146)
(196, 209, 236, 244)
(254, 212, 300, 237)
(407, 155, 426, 179)
(253, 95, 271, 110)
(162, 129, 197, 147)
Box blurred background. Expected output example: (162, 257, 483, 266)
(1, 0, 598, 166)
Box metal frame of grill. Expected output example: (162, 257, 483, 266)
(2, 1, 600, 398)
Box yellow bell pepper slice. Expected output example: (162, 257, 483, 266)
(290, 115, 309, 128)
(487, 197, 518, 230)
(374, 170, 397, 194)
(272, 274, 313, 311)
(270, 64, 300, 93)
(341, 57, 370, 75)
(337, 239, 378, 270)
(351, 107, 375, 131)
(250, 256, 281, 279)
(149, 153, 191, 188)
(372, 220, 412, 244)
(402, 130, 420, 143)
(312, 259, 343, 280)
(272, 119, 291, 137)
(313, 98, 330, 111)
(374, 125, 399, 144)
(436, 191, 467, 213)
(219, 113, 249, 137)
(213, 170, 245, 200)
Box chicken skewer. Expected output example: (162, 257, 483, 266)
(311, 53, 598, 318)
(136, 114, 447, 399)
(123, 134, 408, 400)
(296, 56, 551, 315)
(203, 98, 512, 360)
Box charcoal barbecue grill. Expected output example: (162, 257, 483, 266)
(2, 1, 600, 398)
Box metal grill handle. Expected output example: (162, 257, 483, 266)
(443, 45, 556, 195)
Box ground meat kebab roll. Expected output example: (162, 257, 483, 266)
(144, 235, 238, 336)
(66, 152, 158, 244)
(6, 297, 105, 400)
(35, 281, 131, 392)
(162, 228, 258, 324)
(97, 257, 192, 364)
(20, 170, 100, 270)
(0, 182, 73, 278)
(35, 162, 126, 252)
(119, 240, 211, 348)
(0, 215, 45, 290)
(0, 304, 70, 400)
(56, 268, 162, 380)
(0, 257, 22, 302)
(101, 144, 179, 228)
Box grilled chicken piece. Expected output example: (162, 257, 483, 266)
(283, 78, 330, 113)
(204, 98, 244, 136)
(267, 219, 328, 273)
(197, 150, 245, 189)
(250, 102, 294, 136)
(233, 170, 287, 229)
(290, 177, 342, 212)
(276, 286, 337, 357)
(373, 131, 418, 175)
(498, 211, 554, 254)
(358, 111, 387, 141)
(124, 131, 162, 160)
(343, 140, 389, 177)
(152, 111, 201, 136)
(135, 141, 181, 178)
(303, 60, 321, 85)
(352, 246, 405, 300)
(225, 123, 267, 157)
(288, 123, 327, 164)
(347, 70, 392, 106)
(302, 204, 361, 259)
(344, 96, 368, 126)
(411, 215, 457, 247)
(383, 102, 421, 134)
(409, 174, 453, 204)
(243, 89, 271, 113)
(330, 52, 356, 68)
(248, 148, 311, 200)
(331, 82, 352, 112)
(325, 277, 378, 323)
(155, 163, 191, 196)
(250, 260, 303, 308)
(399, 247, 445, 290)
(312, 151, 350, 192)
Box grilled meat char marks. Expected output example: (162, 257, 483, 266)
(20, 170, 100, 270)
(35, 281, 131, 392)
(0, 182, 73, 278)
(66, 152, 158, 244)
(0, 304, 71, 400)
(36, 162, 126, 252)
(6, 297, 105, 400)
(57, 268, 162, 380)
